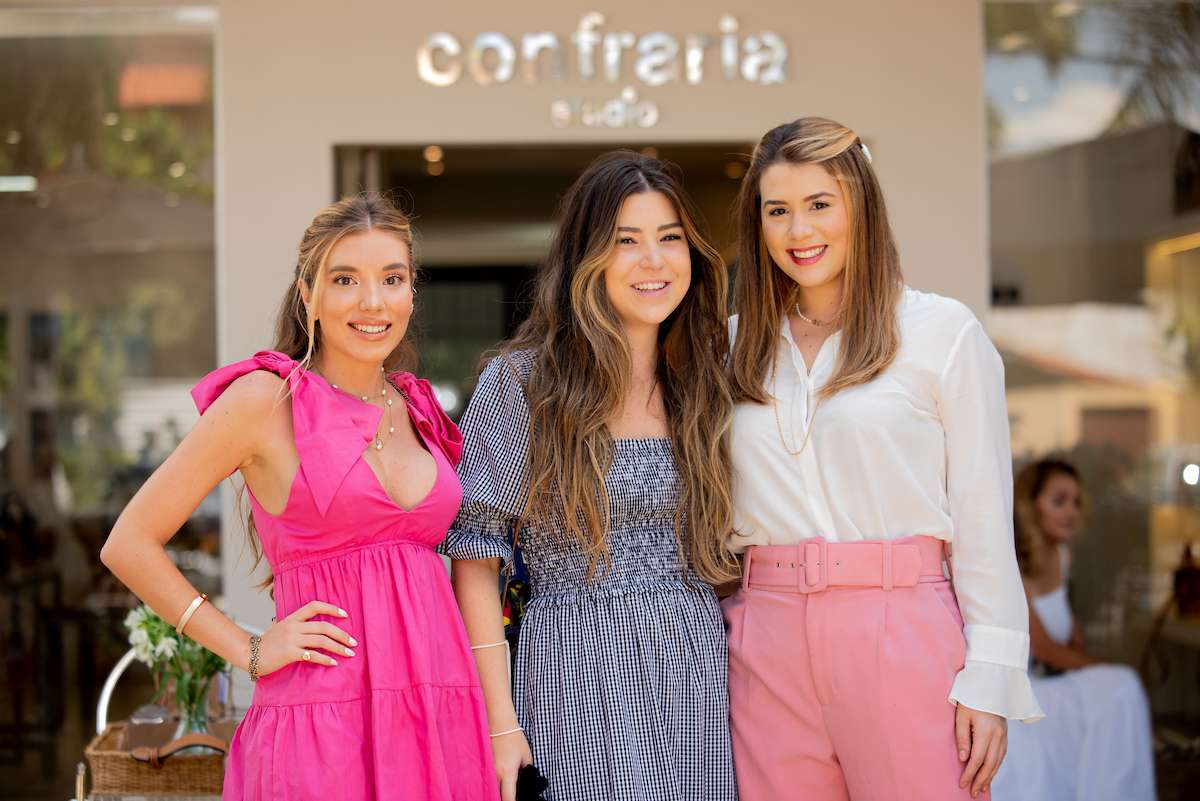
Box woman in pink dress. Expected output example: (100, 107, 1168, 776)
(101, 193, 499, 800)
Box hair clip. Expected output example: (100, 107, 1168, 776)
(858, 142, 873, 164)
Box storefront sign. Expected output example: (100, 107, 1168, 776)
(416, 12, 787, 128)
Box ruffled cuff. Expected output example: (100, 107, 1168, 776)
(438, 525, 513, 565)
(947, 623, 1042, 721)
(948, 661, 1044, 722)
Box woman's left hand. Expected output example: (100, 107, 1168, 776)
(955, 703, 1007, 798)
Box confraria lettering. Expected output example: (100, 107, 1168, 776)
(416, 12, 787, 88)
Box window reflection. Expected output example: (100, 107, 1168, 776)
(986, 2, 1200, 732)
(0, 9, 216, 791)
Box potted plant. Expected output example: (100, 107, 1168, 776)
(124, 604, 227, 738)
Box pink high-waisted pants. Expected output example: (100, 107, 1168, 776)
(722, 536, 986, 801)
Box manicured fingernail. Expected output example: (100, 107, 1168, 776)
(959, 750, 968, 761)
(349, 637, 358, 647)
(330, 657, 338, 665)
(338, 608, 348, 617)
(344, 648, 355, 656)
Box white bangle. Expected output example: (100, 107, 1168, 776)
(489, 726, 522, 738)
(470, 640, 507, 651)
(469, 639, 513, 692)
(176, 593, 208, 636)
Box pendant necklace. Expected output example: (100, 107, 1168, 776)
(329, 365, 401, 451)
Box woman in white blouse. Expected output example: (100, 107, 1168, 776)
(723, 116, 1043, 801)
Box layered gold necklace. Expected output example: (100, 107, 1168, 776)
(326, 366, 401, 452)
(772, 306, 839, 456)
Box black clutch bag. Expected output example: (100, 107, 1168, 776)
(515, 763, 550, 801)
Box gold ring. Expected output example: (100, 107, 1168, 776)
(301, 650, 312, 662)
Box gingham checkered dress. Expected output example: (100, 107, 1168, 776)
(440, 350, 737, 801)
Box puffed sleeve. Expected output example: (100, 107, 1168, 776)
(389, 372, 463, 467)
(938, 318, 1044, 722)
(438, 351, 534, 566)
(192, 350, 386, 517)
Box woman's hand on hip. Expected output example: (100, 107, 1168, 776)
(493, 728, 533, 801)
(256, 601, 356, 676)
(956, 703, 1007, 798)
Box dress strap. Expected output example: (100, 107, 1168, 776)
(191, 350, 383, 517)
(387, 371, 463, 467)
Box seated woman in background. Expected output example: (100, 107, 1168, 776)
(992, 458, 1157, 801)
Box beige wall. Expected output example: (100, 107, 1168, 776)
(213, 0, 987, 622)
(0, 0, 990, 671)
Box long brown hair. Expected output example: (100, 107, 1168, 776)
(244, 192, 417, 587)
(503, 150, 738, 584)
(730, 116, 903, 402)
(1014, 458, 1084, 579)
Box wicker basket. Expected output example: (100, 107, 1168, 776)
(85, 722, 226, 796)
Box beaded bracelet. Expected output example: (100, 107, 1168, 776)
(248, 635, 262, 682)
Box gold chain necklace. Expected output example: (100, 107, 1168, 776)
(773, 307, 838, 455)
(327, 366, 404, 452)
(771, 359, 820, 457)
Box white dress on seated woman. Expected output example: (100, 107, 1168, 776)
(992, 549, 1156, 801)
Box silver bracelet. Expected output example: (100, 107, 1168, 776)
(489, 726, 522, 738)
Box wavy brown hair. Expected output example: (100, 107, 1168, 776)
(731, 116, 903, 403)
(1014, 459, 1085, 579)
(244, 192, 417, 588)
(503, 151, 738, 584)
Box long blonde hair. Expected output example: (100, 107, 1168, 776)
(1014, 458, 1084, 579)
(504, 151, 739, 584)
(730, 116, 903, 402)
(245, 193, 417, 588)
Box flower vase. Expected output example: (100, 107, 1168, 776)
(170, 674, 217, 753)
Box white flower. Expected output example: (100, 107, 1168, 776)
(123, 606, 148, 631)
(132, 640, 156, 667)
(129, 624, 159, 667)
(153, 637, 178, 660)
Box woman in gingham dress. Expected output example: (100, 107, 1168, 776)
(443, 152, 739, 801)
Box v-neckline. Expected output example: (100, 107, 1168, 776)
(781, 319, 840, 379)
(358, 384, 441, 513)
(360, 433, 441, 513)
(311, 367, 441, 513)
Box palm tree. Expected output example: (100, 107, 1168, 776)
(985, 3, 1079, 72)
(1101, 2, 1200, 133)
(984, 2, 1200, 135)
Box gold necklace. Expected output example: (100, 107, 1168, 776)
(770, 360, 820, 457)
(794, 303, 839, 328)
(329, 366, 397, 451)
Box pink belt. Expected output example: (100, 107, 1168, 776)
(742, 535, 947, 593)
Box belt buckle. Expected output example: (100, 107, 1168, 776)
(798, 538, 829, 593)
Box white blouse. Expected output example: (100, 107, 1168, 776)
(729, 287, 1043, 722)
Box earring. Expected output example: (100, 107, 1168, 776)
(411, 288, 418, 297)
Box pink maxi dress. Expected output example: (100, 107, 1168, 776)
(192, 351, 498, 801)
